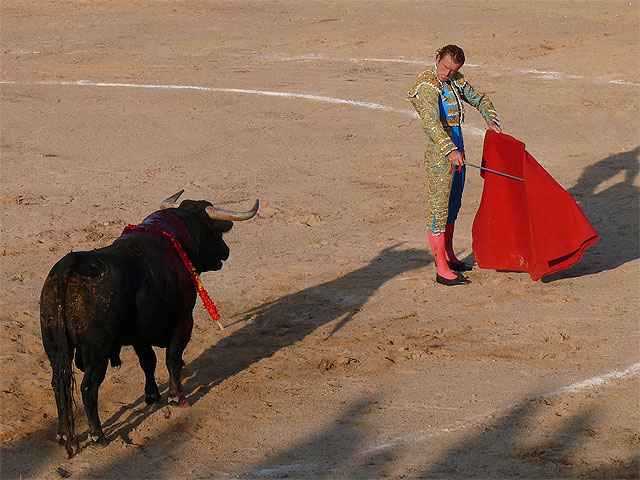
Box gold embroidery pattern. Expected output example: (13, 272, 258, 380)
(408, 68, 499, 233)
(425, 141, 452, 234)
(453, 72, 500, 125)
(407, 70, 456, 157)
(440, 81, 464, 126)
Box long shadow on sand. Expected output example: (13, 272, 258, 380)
(85, 244, 426, 444)
(239, 393, 636, 479)
(182, 244, 427, 405)
(417, 397, 637, 479)
(0, 245, 427, 477)
(543, 147, 639, 281)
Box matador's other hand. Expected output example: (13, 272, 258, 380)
(488, 121, 502, 133)
(447, 150, 465, 169)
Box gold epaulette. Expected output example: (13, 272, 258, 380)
(407, 69, 441, 99)
(451, 72, 467, 88)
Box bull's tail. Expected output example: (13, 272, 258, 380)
(40, 252, 80, 457)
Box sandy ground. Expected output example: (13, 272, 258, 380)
(1, 1, 639, 478)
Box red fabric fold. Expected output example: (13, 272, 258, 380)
(472, 130, 598, 280)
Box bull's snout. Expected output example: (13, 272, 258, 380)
(211, 241, 230, 271)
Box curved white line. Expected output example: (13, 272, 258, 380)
(3, 51, 637, 87)
(0, 78, 412, 114)
(556, 362, 640, 394)
(0, 78, 488, 137)
(358, 361, 640, 455)
(249, 54, 639, 87)
(244, 362, 640, 476)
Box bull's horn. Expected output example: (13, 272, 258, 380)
(206, 199, 259, 221)
(160, 189, 185, 209)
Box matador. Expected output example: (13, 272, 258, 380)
(408, 45, 501, 286)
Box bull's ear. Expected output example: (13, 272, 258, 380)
(160, 189, 185, 209)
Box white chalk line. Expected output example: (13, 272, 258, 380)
(556, 361, 640, 394)
(249, 463, 310, 478)
(0, 78, 410, 114)
(252, 54, 639, 87)
(358, 361, 640, 455)
(0, 78, 487, 137)
(4, 49, 637, 86)
(3, 45, 635, 87)
(242, 362, 640, 477)
(0, 79, 404, 113)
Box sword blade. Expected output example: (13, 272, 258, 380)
(465, 162, 524, 182)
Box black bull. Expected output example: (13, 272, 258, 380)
(40, 191, 258, 457)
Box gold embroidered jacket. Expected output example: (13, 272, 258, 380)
(407, 68, 499, 157)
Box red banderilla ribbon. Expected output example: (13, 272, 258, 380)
(122, 225, 224, 330)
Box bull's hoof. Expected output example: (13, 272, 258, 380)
(169, 397, 190, 407)
(64, 438, 81, 458)
(145, 392, 161, 405)
(88, 434, 108, 446)
(168, 394, 189, 407)
(56, 433, 67, 444)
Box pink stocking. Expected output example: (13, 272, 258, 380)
(444, 222, 460, 263)
(427, 231, 456, 280)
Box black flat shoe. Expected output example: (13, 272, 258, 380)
(447, 260, 473, 272)
(436, 272, 471, 286)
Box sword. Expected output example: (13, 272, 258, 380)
(453, 161, 524, 182)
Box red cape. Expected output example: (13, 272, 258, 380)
(472, 131, 598, 280)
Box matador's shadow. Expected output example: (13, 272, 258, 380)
(543, 147, 639, 281)
(182, 244, 427, 403)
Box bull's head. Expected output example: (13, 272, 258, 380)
(160, 189, 259, 273)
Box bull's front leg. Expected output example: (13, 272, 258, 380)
(166, 314, 193, 407)
(133, 344, 160, 404)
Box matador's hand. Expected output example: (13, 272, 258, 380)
(447, 150, 465, 169)
(488, 121, 502, 133)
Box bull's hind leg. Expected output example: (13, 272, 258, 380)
(51, 373, 68, 443)
(80, 357, 109, 444)
(166, 315, 193, 407)
(41, 327, 79, 453)
(134, 344, 160, 404)
(44, 342, 72, 443)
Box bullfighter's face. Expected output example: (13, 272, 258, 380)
(435, 54, 462, 82)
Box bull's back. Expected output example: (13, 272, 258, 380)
(47, 240, 194, 349)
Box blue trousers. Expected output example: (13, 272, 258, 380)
(447, 126, 465, 224)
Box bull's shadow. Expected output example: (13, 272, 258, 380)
(91, 245, 427, 445)
(544, 147, 639, 281)
(182, 244, 427, 404)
